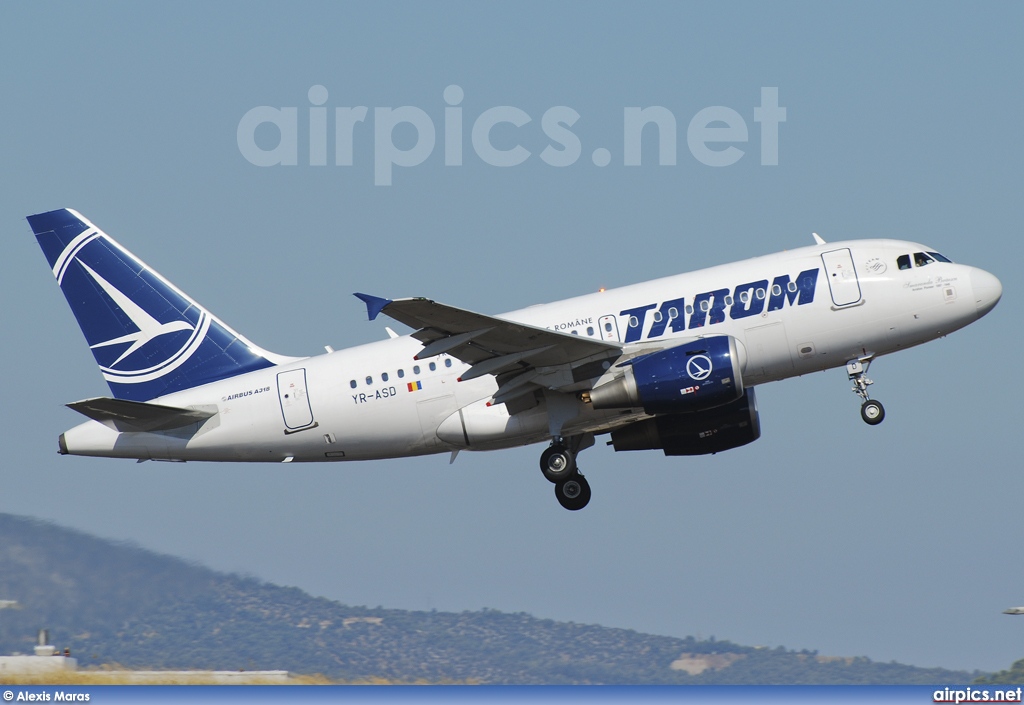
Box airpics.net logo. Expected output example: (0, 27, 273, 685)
(236, 86, 786, 186)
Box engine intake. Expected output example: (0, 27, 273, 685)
(589, 335, 744, 414)
(610, 387, 760, 456)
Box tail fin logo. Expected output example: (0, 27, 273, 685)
(77, 261, 208, 377)
(54, 234, 213, 387)
(29, 208, 283, 402)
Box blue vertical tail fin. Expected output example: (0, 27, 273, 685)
(27, 208, 293, 401)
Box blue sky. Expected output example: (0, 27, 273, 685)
(1, 2, 1022, 673)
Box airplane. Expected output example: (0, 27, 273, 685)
(0, 600, 20, 610)
(26, 209, 1002, 510)
(1004, 608, 1024, 615)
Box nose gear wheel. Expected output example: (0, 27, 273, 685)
(847, 357, 885, 426)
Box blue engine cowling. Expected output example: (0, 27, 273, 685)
(609, 387, 760, 456)
(588, 335, 745, 414)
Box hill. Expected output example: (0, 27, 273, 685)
(975, 659, 1024, 685)
(0, 513, 981, 684)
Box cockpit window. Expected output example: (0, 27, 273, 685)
(897, 254, 911, 270)
(929, 251, 952, 263)
(914, 252, 935, 267)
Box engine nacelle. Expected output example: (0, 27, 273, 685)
(589, 335, 744, 414)
(609, 387, 760, 456)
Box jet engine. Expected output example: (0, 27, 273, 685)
(588, 335, 745, 414)
(609, 387, 760, 456)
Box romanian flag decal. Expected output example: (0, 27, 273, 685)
(407, 381, 422, 392)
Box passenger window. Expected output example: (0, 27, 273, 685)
(685, 305, 694, 315)
(350, 380, 357, 389)
(413, 365, 421, 375)
(724, 296, 733, 306)
(571, 330, 578, 335)
(756, 288, 766, 300)
(381, 372, 389, 382)
(772, 284, 782, 296)
(628, 316, 639, 328)
(604, 322, 612, 332)
(700, 300, 710, 312)
(365, 375, 373, 385)
(897, 254, 912, 270)
(429, 362, 436, 371)
(739, 291, 749, 304)
(397, 369, 405, 378)
(587, 326, 595, 336)
(787, 281, 797, 293)
(652, 310, 663, 323)
(668, 307, 678, 319)
(929, 251, 953, 263)
(445, 358, 452, 367)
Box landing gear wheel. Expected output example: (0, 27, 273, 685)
(861, 399, 885, 425)
(540, 444, 576, 483)
(848, 358, 885, 426)
(555, 473, 591, 511)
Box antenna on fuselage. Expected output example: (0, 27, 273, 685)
(812, 232, 826, 245)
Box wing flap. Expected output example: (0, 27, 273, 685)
(67, 397, 216, 432)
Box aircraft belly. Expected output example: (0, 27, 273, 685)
(436, 398, 547, 449)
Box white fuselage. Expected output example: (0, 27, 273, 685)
(59, 239, 997, 463)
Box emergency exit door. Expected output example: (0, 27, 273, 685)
(598, 314, 620, 342)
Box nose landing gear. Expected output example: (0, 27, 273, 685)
(848, 358, 885, 425)
(860, 399, 885, 424)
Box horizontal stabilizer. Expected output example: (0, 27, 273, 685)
(67, 397, 216, 432)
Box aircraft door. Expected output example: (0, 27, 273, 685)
(821, 248, 863, 307)
(277, 368, 317, 433)
(744, 321, 794, 380)
(598, 314, 620, 342)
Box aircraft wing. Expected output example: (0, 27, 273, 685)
(355, 293, 621, 401)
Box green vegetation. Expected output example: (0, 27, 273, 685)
(976, 659, 1024, 685)
(0, 513, 982, 684)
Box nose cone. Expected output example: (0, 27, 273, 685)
(970, 268, 1002, 319)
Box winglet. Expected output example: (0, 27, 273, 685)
(812, 232, 826, 245)
(354, 293, 393, 321)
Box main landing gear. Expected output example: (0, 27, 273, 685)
(540, 436, 592, 511)
(847, 358, 885, 426)
(554, 474, 591, 511)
